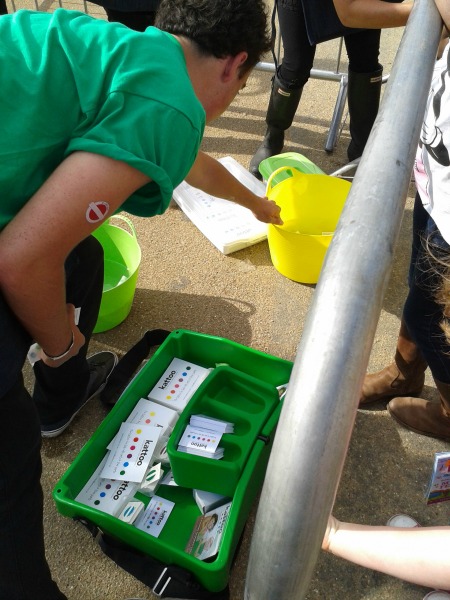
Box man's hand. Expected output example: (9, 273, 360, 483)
(251, 197, 283, 225)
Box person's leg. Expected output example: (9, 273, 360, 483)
(402, 202, 450, 384)
(249, 0, 313, 178)
(33, 236, 117, 437)
(344, 29, 383, 161)
(360, 194, 428, 406)
(0, 295, 67, 600)
(388, 203, 450, 439)
(104, 7, 157, 31)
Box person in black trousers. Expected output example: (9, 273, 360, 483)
(250, 0, 408, 178)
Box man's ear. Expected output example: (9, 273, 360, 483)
(222, 51, 249, 81)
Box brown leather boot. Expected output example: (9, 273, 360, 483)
(388, 380, 450, 441)
(359, 319, 427, 406)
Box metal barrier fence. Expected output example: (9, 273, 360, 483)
(245, 0, 443, 598)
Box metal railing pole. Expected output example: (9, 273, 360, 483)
(245, 1, 443, 598)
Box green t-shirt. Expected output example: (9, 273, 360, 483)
(0, 9, 205, 230)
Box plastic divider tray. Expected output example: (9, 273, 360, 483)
(168, 365, 280, 496)
(53, 329, 293, 592)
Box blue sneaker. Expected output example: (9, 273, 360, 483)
(41, 351, 118, 438)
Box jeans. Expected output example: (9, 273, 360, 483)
(276, 0, 381, 89)
(403, 194, 450, 384)
(0, 236, 103, 600)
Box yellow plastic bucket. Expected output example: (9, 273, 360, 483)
(266, 167, 351, 284)
(92, 215, 141, 333)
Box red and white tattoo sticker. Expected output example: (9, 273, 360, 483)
(86, 201, 109, 223)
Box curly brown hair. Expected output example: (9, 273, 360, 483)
(155, 0, 273, 75)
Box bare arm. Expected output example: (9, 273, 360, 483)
(332, 0, 413, 28)
(0, 151, 150, 365)
(323, 515, 450, 589)
(435, 0, 450, 31)
(185, 151, 283, 224)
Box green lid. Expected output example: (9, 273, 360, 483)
(259, 152, 325, 186)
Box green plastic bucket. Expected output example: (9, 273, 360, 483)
(92, 215, 141, 333)
(258, 151, 325, 184)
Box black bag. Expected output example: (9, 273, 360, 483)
(77, 517, 231, 599)
(101, 328, 171, 407)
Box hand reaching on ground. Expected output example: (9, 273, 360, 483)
(251, 196, 283, 225)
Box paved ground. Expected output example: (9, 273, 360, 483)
(12, 3, 450, 599)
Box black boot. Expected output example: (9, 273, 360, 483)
(347, 65, 383, 162)
(250, 76, 302, 180)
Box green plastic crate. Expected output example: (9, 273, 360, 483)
(53, 329, 293, 592)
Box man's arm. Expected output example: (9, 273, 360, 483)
(0, 151, 150, 364)
(323, 515, 450, 589)
(185, 151, 283, 224)
(332, 0, 413, 28)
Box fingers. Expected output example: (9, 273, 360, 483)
(270, 200, 283, 225)
(254, 198, 283, 225)
(265, 199, 283, 225)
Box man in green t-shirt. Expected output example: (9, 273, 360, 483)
(0, 0, 282, 597)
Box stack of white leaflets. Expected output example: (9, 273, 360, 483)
(177, 424, 224, 459)
(177, 415, 235, 459)
(189, 414, 234, 434)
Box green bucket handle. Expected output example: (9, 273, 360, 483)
(105, 213, 138, 239)
(266, 165, 304, 197)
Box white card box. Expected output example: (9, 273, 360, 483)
(127, 398, 179, 435)
(134, 495, 175, 538)
(101, 423, 162, 482)
(147, 358, 210, 413)
(172, 156, 268, 254)
(75, 454, 138, 516)
(193, 489, 230, 515)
